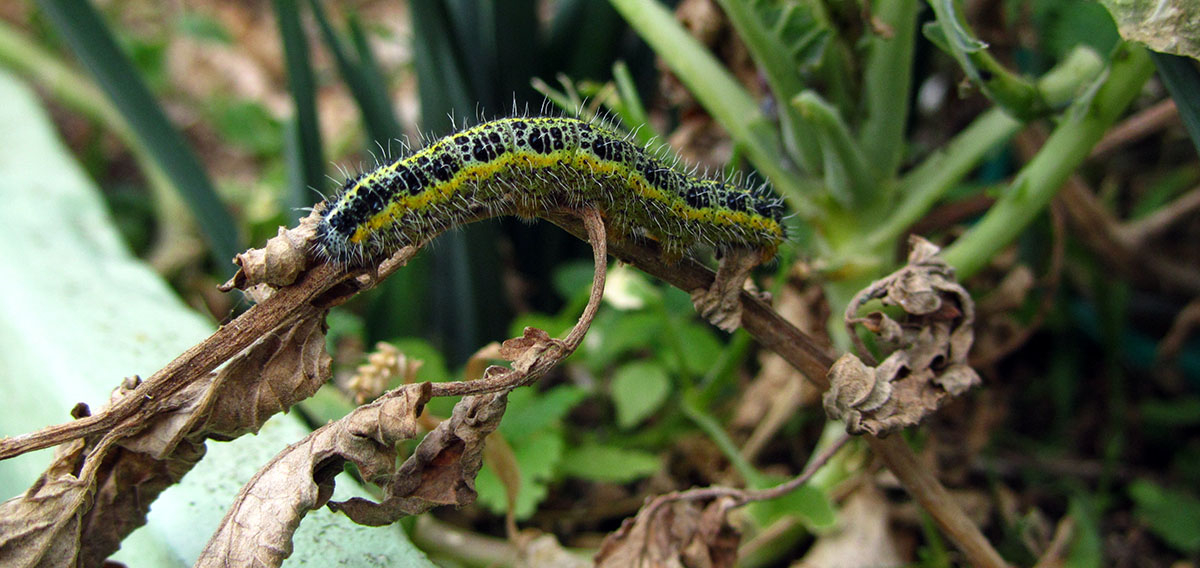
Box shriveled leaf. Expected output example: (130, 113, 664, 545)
(558, 444, 661, 483)
(0, 441, 91, 568)
(831, 237, 980, 435)
(595, 496, 740, 568)
(329, 391, 507, 525)
(611, 361, 671, 429)
(197, 384, 431, 566)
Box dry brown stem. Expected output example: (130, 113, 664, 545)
(542, 213, 1008, 568)
(1012, 128, 1200, 296)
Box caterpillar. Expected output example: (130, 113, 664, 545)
(315, 117, 787, 265)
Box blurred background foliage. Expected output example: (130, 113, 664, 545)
(1, 0, 1199, 565)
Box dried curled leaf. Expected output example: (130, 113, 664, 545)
(0, 440, 92, 568)
(196, 383, 431, 568)
(595, 496, 740, 568)
(825, 236, 981, 436)
(691, 247, 766, 332)
(328, 390, 508, 525)
(220, 212, 320, 295)
(119, 314, 331, 456)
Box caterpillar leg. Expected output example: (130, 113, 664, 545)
(691, 247, 764, 332)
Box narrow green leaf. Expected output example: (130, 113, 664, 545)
(858, 0, 918, 181)
(717, 0, 822, 173)
(559, 444, 662, 483)
(410, 0, 474, 130)
(308, 0, 404, 145)
(273, 0, 325, 216)
(1129, 479, 1200, 554)
(794, 91, 875, 208)
(612, 60, 649, 131)
(36, 0, 240, 269)
(611, 361, 671, 428)
(1151, 51, 1200, 158)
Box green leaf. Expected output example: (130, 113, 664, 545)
(793, 90, 876, 208)
(498, 385, 589, 440)
(858, 0, 918, 181)
(1097, 0, 1200, 58)
(584, 311, 664, 370)
(674, 323, 723, 377)
(177, 11, 233, 44)
(748, 483, 837, 531)
(717, 0, 823, 172)
(1064, 496, 1103, 568)
(559, 444, 662, 483)
(273, 0, 325, 216)
(1151, 51, 1200, 158)
(477, 429, 565, 520)
(611, 361, 672, 428)
(210, 98, 282, 156)
(1129, 479, 1200, 554)
(36, 0, 241, 269)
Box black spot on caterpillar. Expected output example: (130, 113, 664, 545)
(315, 117, 786, 265)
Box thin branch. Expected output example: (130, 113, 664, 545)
(1089, 98, 1179, 159)
(542, 212, 1009, 568)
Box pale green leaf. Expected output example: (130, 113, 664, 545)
(559, 444, 662, 483)
(611, 361, 671, 429)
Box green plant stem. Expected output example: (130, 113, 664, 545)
(714, 0, 821, 173)
(680, 389, 766, 486)
(926, 0, 1049, 119)
(943, 43, 1154, 277)
(794, 91, 876, 208)
(859, 0, 918, 182)
(607, 0, 811, 215)
(865, 46, 1105, 253)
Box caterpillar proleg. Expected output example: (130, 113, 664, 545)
(315, 117, 786, 267)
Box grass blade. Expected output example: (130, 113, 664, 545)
(37, 0, 240, 269)
(273, 0, 324, 217)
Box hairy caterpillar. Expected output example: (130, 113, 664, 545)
(316, 117, 786, 265)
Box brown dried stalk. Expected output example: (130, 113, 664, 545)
(543, 212, 1008, 568)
